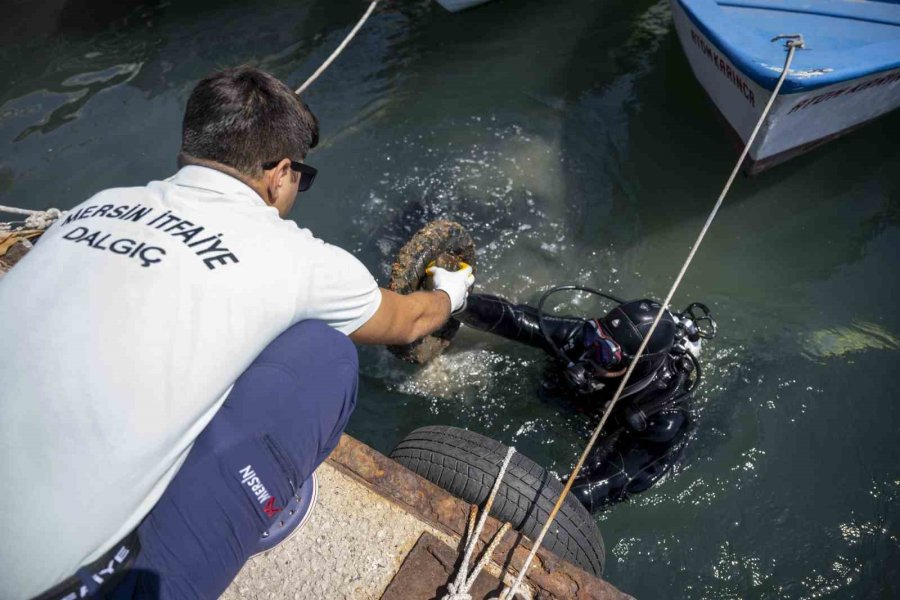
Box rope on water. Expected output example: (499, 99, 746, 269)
(442, 445, 516, 600)
(295, 1, 380, 95)
(494, 34, 806, 600)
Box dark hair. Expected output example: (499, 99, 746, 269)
(181, 66, 319, 177)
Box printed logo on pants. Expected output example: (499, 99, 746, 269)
(263, 497, 281, 517)
(238, 464, 281, 517)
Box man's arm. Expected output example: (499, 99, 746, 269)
(349, 288, 451, 345)
(350, 264, 474, 345)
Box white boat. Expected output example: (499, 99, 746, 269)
(434, 0, 495, 12)
(670, 0, 900, 173)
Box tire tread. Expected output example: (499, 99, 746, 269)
(390, 426, 605, 576)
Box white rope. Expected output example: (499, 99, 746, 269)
(0, 206, 63, 231)
(495, 35, 805, 600)
(295, 1, 380, 95)
(442, 445, 516, 600)
(24, 208, 64, 230)
(0, 205, 38, 217)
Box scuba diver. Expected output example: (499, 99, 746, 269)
(454, 287, 717, 513)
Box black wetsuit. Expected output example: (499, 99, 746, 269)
(457, 293, 693, 512)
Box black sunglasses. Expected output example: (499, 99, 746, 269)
(262, 160, 318, 192)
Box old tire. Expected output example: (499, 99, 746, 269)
(387, 220, 476, 364)
(390, 426, 606, 577)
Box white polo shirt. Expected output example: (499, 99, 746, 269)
(0, 166, 381, 598)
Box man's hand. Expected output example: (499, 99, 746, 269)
(427, 263, 475, 314)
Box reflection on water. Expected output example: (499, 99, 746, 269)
(13, 63, 142, 141)
(805, 321, 900, 359)
(1, 0, 898, 598)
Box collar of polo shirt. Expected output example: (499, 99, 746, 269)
(174, 153, 301, 218)
(170, 166, 268, 209)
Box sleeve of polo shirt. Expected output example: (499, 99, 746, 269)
(296, 243, 382, 335)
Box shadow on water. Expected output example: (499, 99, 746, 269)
(0, 0, 392, 134)
(0, 0, 408, 203)
(0, 0, 148, 43)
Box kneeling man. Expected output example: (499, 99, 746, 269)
(0, 66, 473, 600)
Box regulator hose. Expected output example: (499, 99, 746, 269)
(536, 285, 624, 365)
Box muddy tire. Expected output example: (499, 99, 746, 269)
(390, 425, 606, 577)
(387, 220, 476, 364)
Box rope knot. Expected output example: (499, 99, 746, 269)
(24, 208, 63, 230)
(442, 582, 473, 600)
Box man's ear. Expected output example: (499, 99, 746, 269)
(265, 158, 293, 203)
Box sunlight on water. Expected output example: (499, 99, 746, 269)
(804, 321, 900, 359)
(354, 118, 572, 293)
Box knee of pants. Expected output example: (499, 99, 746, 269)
(280, 321, 357, 419)
(226, 320, 359, 461)
(258, 320, 358, 377)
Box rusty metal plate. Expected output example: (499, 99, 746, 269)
(380, 532, 514, 600)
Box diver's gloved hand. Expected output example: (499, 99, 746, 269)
(427, 263, 475, 314)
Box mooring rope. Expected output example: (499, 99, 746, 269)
(0, 205, 38, 217)
(295, 1, 380, 95)
(495, 34, 805, 600)
(442, 446, 516, 600)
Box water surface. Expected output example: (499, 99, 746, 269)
(1, 1, 898, 597)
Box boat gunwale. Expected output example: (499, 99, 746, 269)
(719, 0, 900, 28)
(676, 0, 900, 93)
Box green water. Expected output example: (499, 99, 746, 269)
(2, 0, 898, 597)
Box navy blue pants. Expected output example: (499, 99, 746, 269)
(110, 321, 358, 599)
